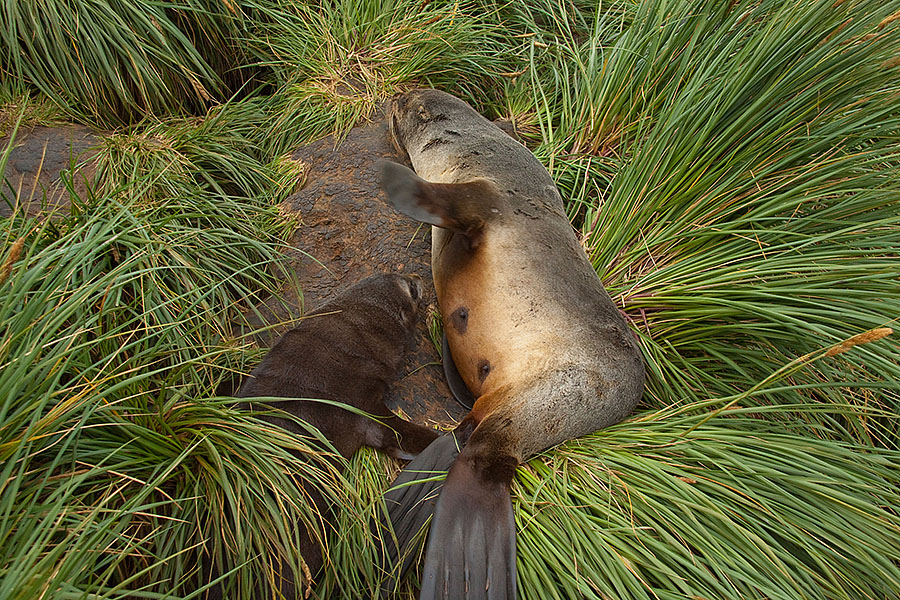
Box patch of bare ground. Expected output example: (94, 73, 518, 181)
(0, 125, 98, 218)
(256, 110, 465, 427)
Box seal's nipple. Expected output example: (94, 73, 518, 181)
(451, 306, 469, 333)
(478, 359, 491, 382)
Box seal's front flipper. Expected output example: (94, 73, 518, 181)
(443, 331, 475, 410)
(378, 160, 501, 239)
(419, 447, 518, 600)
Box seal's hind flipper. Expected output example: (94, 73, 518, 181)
(442, 331, 475, 410)
(378, 160, 500, 239)
(419, 448, 517, 600)
(376, 433, 463, 596)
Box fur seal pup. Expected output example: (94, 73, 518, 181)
(377, 90, 645, 600)
(236, 273, 439, 462)
(203, 273, 439, 599)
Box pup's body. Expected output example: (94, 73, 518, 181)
(204, 274, 438, 599)
(237, 273, 438, 463)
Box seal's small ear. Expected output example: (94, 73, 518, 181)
(377, 160, 501, 242)
(378, 160, 445, 226)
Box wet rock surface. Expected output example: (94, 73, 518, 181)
(0, 125, 97, 218)
(261, 115, 466, 428)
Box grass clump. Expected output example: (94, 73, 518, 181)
(255, 0, 514, 153)
(0, 93, 68, 139)
(520, 0, 900, 444)
(515, 403, 900, 600)
(0, 113, 336, 596)
(0, 0, 266, 127)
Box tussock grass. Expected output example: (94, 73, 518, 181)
(92, 99, 295, 200)
(3, 0, 900, 598)
(525, 0, 900, 444)
(0, 114, 335, 597)
(515, 403, 900, 600)
(0, 0, 261, 127)
(254, 0, 513, 153)
(0, 93, 67, 139)
(315, 448, 401, 599)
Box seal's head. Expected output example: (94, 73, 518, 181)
(393, 272, 425, 330)
(387, 89, 478, 156)
(345, 272, 424, 333)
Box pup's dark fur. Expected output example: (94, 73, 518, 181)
(202, 273, 439, 599)
(237, 273, 438, 462)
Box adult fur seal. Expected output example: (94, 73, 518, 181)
(377, 90, 645, 600)
(203, 273, 439, 599)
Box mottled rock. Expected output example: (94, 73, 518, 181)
(252, 112, 465, 428)
(0, 125, 98, 218)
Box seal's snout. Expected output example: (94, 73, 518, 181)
(389, 90, 415, 107)
(406, 273, 425, 307)
(386, 94, 402, 120)
(389, 91, 405, 107)
(385, 104, 407, 159)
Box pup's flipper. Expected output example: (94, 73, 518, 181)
(376, 432, 463, 596)
(442, 331, 475, 410)
(419, 449, 517, 600)
(362, 413, 441, 461)
(378, 160, 501, 240)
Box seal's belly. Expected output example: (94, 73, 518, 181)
(433, 226, 569, 398)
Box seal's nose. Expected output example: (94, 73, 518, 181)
(389, 92, 406, 112)
(408, 273, 424, 302)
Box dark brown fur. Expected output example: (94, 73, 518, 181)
(202, 274, 438, 599)
(237, 274, 438, 462)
